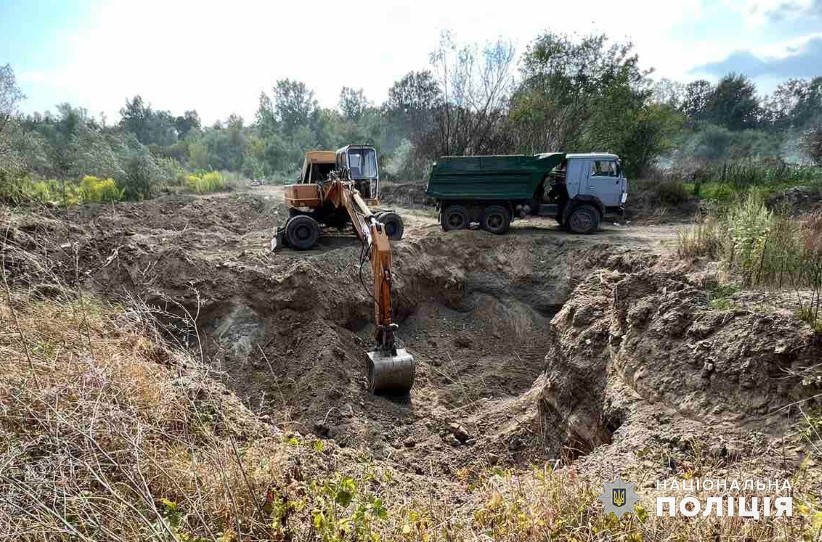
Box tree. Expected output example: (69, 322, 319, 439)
(510, 32, 665, 174)
(271, 79, 318, 135)
(680, 80, 713, 121)
(174, 110, 201, 138)
(764, 77, 822, 129)
(703, 74, 760, 130)
(428, 32, 516, 156)
(0, 64, 24, 135)
(385, 70, 442, 148)
(338, 87, 371, 121)
(119, 96, 177, 146)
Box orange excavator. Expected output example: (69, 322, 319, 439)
(271, 146, 415, 394)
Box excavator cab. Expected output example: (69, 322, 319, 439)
(337, 145, 380, 201)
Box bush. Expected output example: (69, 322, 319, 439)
(651, 179, 689, 205)
(185, 171, 226, 194)
(696, 182, 736, 202)
(0, 177, 82, 206)
(80, 176, 124, 203)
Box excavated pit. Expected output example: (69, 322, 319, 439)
(176, 232, 646, 473)
(2, 193, 654, 473)
(6, 191, 818, 481)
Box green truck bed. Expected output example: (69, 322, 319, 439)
(425, 152, 565, 201)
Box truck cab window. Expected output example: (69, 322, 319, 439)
(591, 160, 618, 177)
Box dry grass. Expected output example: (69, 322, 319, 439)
(1, 290, 821, 541)
(0, 292, 288, 540)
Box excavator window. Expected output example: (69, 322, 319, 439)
(347, 148, 378, 179)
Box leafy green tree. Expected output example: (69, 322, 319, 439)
(680, 80, 714, 121)
(511, 32, 668, 174)
(703, 74, 760, 131)
(271, 79, 318, 135)
(174, 110, 201, 138)
(764, 77, 822, 129)
(339, 87, 371, 121)
(0, 64, 24, 136)
(119, 96, 177, 146)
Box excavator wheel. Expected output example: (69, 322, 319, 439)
(376, 212, 405, 241)
(367, 348, 415, 394)
(284, 215, 320, 250)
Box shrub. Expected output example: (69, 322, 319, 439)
(697, 182, 736, 202)
(80, 176, 124, 203)
(652, 179, 690, 205)
(0, 177, 82, 206)
(185, 171, 226, 194)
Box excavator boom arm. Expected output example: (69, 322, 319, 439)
(335, 180, 414, 393)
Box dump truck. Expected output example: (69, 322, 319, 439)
(426, 152, 628, 234)
(271, 146, 414, 394)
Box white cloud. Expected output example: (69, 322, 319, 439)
(17, 0, 708, 123)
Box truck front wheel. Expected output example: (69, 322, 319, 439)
(480, 205, 511, 234)
(441, 205, 468, 231)
(567, 205, 600, 234)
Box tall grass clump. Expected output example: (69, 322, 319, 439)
(795, 212, 822, 328)
(677, 219, 720, 259)
(186, 171, 226, 194)
(705, 161, 822, 189)
(678, 194, 822, 329)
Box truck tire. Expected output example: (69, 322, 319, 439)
(480, 205, 511, 234)
(377, 211, 404, 241)
(567, 205, 600, 234)
(441, 205, 468, 231)
(285, 215, 320, 250)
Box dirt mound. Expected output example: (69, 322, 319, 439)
(539, 261, 822, 481)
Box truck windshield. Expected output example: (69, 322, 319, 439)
(347, 148, 378, 178)
(591, 160, 619, 177)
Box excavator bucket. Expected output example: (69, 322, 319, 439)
(367, 348, 415, 394)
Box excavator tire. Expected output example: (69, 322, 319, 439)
(284, 215, 320, 250)
(377, 212, 405, 241)
(367, 348, 415, 394)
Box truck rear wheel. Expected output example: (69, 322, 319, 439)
(441, 205, 468, 231)
(285, 215, 320, 249)
(480, 205, 511, 234)
(377, 211, 404, 240)
(567, 205, 600, 234)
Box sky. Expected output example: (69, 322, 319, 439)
(1, 0, 822, 124)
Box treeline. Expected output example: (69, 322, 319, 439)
(1, 32, 821, 203)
